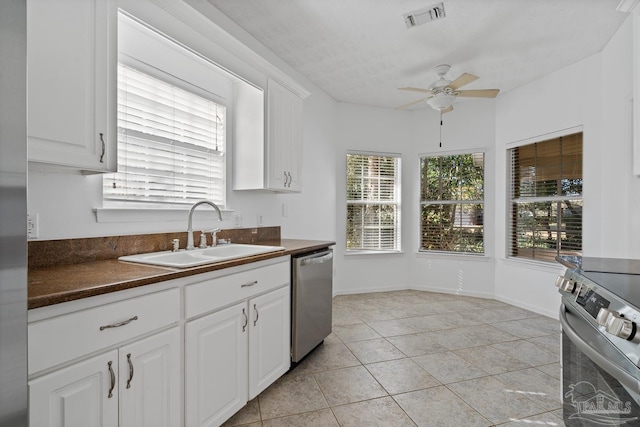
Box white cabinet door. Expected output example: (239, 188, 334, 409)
(266, 79, 303, 192)
(119, 327, 181, 427)
(27, 0, 117, 173)
(29, 349, 119, 427)
(248, 286, 291, 399)
(185, 302, 248, 427)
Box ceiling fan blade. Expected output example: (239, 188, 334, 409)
(442, 105, 453, 114)
(398, 87, 433, 94)
(447, 73, 479, 90)
(396, 98, 429, 110)
(456, 89, 500, 98)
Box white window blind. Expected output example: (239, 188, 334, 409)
(346, 153, 401, 251)
(104, 64, 226, 206)
(420, 153, 485, 254)
(508, 132, 583, 262)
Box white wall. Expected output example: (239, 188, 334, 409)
(408, 100, 497, 299)
(333, 103, 414, 294)
(332, 99, 497, 296)
(27, 1, 640, 317)
(27, 0, 337, 242)
(494, 16, 635, 317)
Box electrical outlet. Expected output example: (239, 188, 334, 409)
(282, 203, 288, 217)
(27, 213, 39, 239)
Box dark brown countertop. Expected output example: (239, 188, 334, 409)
(28, 239, 335, 309)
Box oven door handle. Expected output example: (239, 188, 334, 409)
(560, 303, 640, 395)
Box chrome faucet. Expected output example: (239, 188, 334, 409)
(186, 201, 223, 250)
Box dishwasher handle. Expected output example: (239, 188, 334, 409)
(299, 251, 333, 266)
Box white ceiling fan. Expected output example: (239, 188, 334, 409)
(397, 64, 500, 112)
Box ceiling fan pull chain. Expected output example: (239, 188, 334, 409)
(439, 111, 443, 148)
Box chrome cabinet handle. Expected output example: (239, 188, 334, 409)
(126, 353, 134, 389)
(107, 361, 115, 398)
(100, 315, 138, 331)
(253, 304, 259, 326)
(287, 171, 292, 187)
(242, 308, 248, 332)
(99, 132, 105, 163)
(241, 281, 258, 288)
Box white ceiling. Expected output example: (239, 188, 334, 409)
(205, 0, 629, 110)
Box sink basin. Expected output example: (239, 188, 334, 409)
(118, 244, 286, 268)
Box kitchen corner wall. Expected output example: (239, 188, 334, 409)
(332, 100, 496, 297)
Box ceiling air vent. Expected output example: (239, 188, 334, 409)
(403, 2, 446, 28)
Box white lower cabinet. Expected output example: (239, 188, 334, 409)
(29, 327, 180, 427)
(184, 258, 291, 427)
(248, 286, 290, 399)
(29, 349, 119, 427)
(185, 302, 248, 427)
(29, 257, 291, 427)
(119, 328, 182, 427)
(185, 286, 291, 427)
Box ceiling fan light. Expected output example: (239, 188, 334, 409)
(426, 93, 456, 110)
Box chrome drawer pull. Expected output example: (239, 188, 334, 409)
(241, 281, 258, 288)
(253, 304, 259, 326)
(99, 315, 138, 331)
(126, 353, 134, 389)
(242, 308, 248, 332)
(107, 361, 115, 398)
(99, 132, 105, 163)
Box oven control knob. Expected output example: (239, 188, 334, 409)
(596, 308, 617, 327)
(555, 276, 577, 293)
(605, 314, 637, 340)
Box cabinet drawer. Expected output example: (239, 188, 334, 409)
(29, 288, 180, 375)
(185, 259, 289, 319)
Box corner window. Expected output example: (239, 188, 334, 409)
(420, 153, 485, 254)
(508, 132, 583, 262)
(103, 64, 226, 207)
(346, 153, 401, 252)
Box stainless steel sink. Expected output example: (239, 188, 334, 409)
(118, 244, 285, 268)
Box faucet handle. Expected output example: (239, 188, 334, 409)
(199, 231, 209, 249)
(203, 227, 222, 246)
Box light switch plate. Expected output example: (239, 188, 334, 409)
(27, 213, 39, 239)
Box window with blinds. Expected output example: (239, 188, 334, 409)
(346, 153, 401, 251)
(420, 153, 485, 254)
(508, 132, 583, 262)
(103, 64, 226, 207)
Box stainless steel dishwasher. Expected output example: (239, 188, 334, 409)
(291, 249, 333, 363)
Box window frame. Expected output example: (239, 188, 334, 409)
(506, 130, 583, 263)
(418, 150, 486, 255)
(345, 151, 402, 254)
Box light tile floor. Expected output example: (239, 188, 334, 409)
(223, 290, 565, 427)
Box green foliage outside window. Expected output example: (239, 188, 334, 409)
(420, 153, 485, 254)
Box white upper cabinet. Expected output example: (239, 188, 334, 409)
(266, 79, 303, 192)
(27, 0, 117, 174)
(234, 78, 303, 192)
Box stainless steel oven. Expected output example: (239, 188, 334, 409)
(557, 257, 640, 426)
